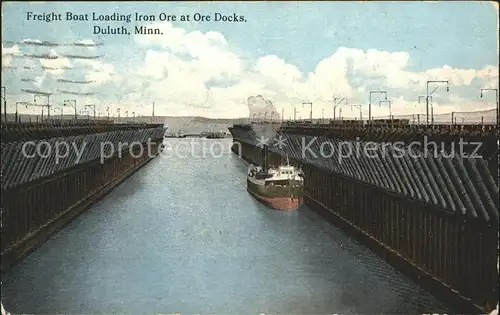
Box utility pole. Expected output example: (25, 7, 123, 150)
(302, 102, 312, 121)
(52, 107, 63, 120)
(34, 94, 51, 119)
(1, 86, 6, 122)
(333, 97, 348, 120)
(281, 108, 284, 122)
(293, 106, 296, 121)
(426, 80, 449, 125)
(152, 102, 155, 123)
(84, 104, 96, 121)
(418, 95, 433, 125)
(369, 91, 387, 122)
(23, 102, 49, 123)
(480, 88, 499, 128)
(350, 104, 362, 121)
(63, 99, 77, 120)
(379, 100, 392, 119)
(15, 101, 30, 123)
(106, 106, 110, 121)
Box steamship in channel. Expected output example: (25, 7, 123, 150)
(247, 145, 304, 211)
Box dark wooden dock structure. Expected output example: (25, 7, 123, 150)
(228, 119, 499, 314)
(1, 122, 167, 273)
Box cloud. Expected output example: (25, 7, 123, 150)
(1, 43, 20, 67)
(80, 60, 120, 85)
(134, 22, 242, 81)
(2, 21, 498, 119)
(39, 50, 71, 75)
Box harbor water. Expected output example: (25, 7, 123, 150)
(1, 138, 449, 314)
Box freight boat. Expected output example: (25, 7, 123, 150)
(205, 131, 226, 139)
(246, 145, 304, 211)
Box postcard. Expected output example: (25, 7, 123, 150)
(1, 2, 498, 315)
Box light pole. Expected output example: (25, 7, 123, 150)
(1, 86, 6, 122)
(63, 99, 77, 120)
(23, 102, 49, 122)
(379, 100, 392, 119)
(34, 94, 51, 119)
(84, 104, 96, 121)
(426, 80, 449, 125)
(106, 106, 110, 121)
(480, 88, 499, 127)
(333, 97, 347, 120)
(302, 102, 312, 121)
(80, 109, 90, 120)
(350, 104, 363, 121)
(418, 96, 433, 125)
(369, 91, 387, 122)
(52, 107, 63, 119)
(15, 101, 30, 123)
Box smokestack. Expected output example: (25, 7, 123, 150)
(262, 144, 268, 173)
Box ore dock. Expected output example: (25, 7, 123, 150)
(229, 118, 499, 314)
(1, 120, 166, 272)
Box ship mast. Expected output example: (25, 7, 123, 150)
(262, 144, 268, 173)
(287, 153, 292, 197)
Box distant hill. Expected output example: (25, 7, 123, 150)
(0, 114, 245, 133)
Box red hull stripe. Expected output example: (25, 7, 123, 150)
(247, 189, 303, 211)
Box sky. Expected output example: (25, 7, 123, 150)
(1, 1, 499, 119)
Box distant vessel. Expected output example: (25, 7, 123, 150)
(203, 123, 228, 139)
(247, 145, 304, 211)
(205, 131, 226, 139)
(164, 130, 186, 138)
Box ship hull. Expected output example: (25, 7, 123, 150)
(247, 178, 303, 211)
(247, 188, 303, 211)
